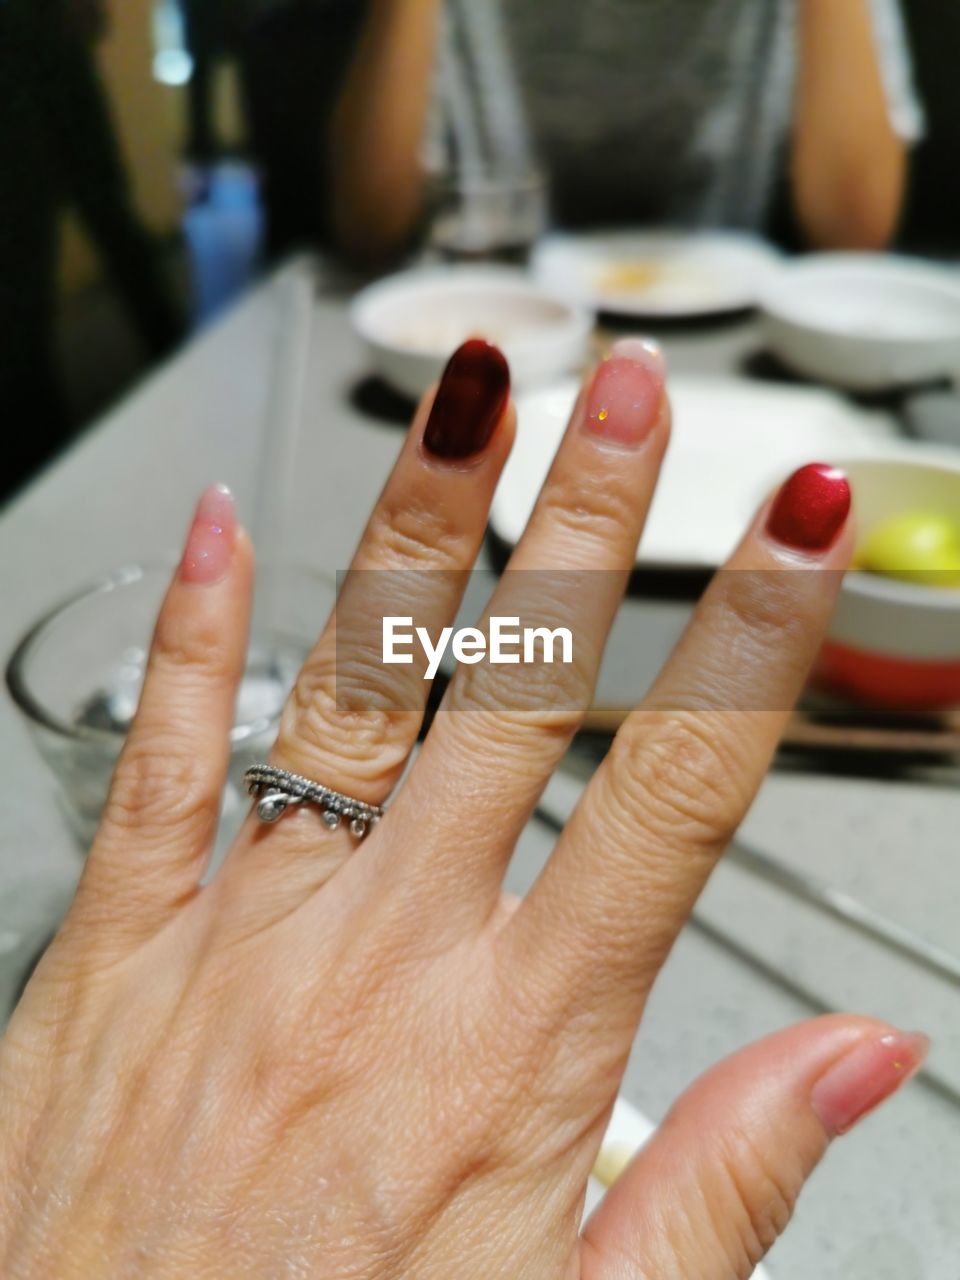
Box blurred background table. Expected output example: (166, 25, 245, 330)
(1, 258, 958, 1280)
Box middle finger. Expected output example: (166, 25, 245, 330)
(382, 339, 670, 917)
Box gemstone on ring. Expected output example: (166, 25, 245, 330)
(256, 790, 290, 824)
(244, 764, 384, 840)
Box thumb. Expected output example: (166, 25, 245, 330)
(581, 1016, 928, 1280)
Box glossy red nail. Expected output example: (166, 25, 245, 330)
(811, 1030, 929, 1136)
(582, 338, 665, 447)
(766, 463, 851, 552)
(422, 340, 510, 462)
(180, 484, 236, 585)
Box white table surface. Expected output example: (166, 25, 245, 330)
(1, 260, 958, 1279)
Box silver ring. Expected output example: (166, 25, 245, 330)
(245, 765, 384, 839)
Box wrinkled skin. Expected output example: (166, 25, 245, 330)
(0, 351, 913, 1279)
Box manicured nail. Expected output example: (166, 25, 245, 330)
(422, 340, 511, 462)
(180, 484, 236, 585)
(811, 1030, 929, 1136)
(766, 463, 851, 552)
(582, 338, 665, 447)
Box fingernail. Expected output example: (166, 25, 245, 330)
(811, 1030, 929, 1136)
(180, 484, 236, 585)
(582, 338, 665, 447)
(422, 339, 511, 462)
(766, 463, 851, 553)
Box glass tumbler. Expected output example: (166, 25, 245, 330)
(426, 170, 548, 264)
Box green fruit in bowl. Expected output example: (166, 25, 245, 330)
(857, 511, 960, 587)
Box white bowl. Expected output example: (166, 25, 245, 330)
(760, 254, 960, 392)
(351, 267, 592, 399)
(817, 451, 960, 708)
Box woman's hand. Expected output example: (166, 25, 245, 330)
(0, 340, 926, 1278)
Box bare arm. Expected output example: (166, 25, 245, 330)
(329, 0, 443, 263)
(792, 0, 907, 250)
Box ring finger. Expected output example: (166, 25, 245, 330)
(226, 340, 514, 886)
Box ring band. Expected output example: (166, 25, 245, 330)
(245, 765, 384, 839)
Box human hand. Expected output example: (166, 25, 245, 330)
(0, 340, 926, 1278)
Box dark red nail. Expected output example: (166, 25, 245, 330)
(767, 463, 851, 552)
(422, 340, 510, 462)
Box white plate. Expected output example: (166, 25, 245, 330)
(532, 230, 783, 318)
(587, 1097, 772, 1279)
(491, 375, 903, 570)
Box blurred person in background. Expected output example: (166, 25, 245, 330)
(0, 0, 183, 501)
(329, 0, 924, 264)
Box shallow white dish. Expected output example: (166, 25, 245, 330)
(351, 266, 591, 399)
(587, 1098, 771, 1279)
(532, 230, 782, 318)
(760, 254, 960, 392)
(491, 375, 903, 570)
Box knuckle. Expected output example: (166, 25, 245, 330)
(153, 606, 240, 684)
(715, 567, 820, 660)
(537, 477, 638, 555)
(715, 1124, 804, 1264)
(608, 710, 753, 856)
(281, 651, 418, 790)
(447, 656, 592, 742)
(366, 494, 466, 569)
(444, 599, 598, 735)
(104, 739, 218, 845)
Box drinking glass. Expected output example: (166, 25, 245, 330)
(426, 170, 548, 264)
(6, 563, 334, 854)
(426, 0, 546, 262)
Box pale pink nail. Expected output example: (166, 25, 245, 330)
(179, 485, 236, 585)
(811, 1030, 929, 1136)
(582, 337, 665, 447)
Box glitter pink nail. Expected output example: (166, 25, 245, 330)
(179, 485, 236, 586)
